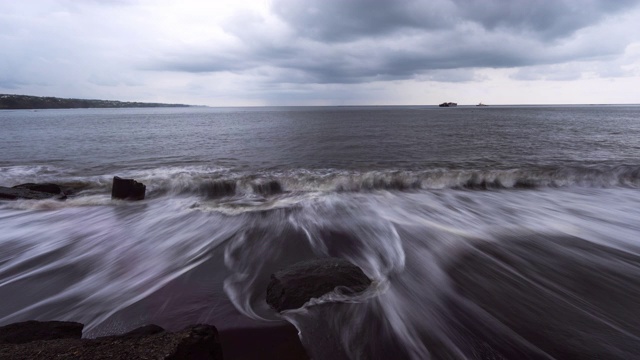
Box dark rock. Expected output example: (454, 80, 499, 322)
(11, 183, 67, 200)
(111, 176, 146, 200)
(119, 324, 166, 338)
(0, 320, 83, 344)
(266, 258, 372, 312)
(12, 183, 63, 195)
(0, 322, 222, 360)
(167, 324, 223, 360)
(0, 186, 65, 200)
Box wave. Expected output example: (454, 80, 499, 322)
(3, 169, 640, 356)
(2, 164, 640, 201)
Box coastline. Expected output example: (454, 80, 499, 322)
(0, 321, 307, 360)
(0, 94, 192, 110)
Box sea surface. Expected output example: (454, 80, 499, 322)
(1, 105, 640, 359)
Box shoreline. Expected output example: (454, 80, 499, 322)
(0, 320, 307, 360)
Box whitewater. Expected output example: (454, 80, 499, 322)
(1, 105, 640, 359)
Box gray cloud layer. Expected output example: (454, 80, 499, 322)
(1, 0, 639, 105)
(151, 0, 640, 85)
(272, 0, 638, 42)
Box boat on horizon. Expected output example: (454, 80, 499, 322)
(439, 102, 457, 107)
(476, 102, 488, 107)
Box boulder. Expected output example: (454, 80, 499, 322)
(266, 258, 372, 312)
(0, 320, 82, 344)
(0, 186, 64, 200)
(111, 176, 146, 200)
(166, 324, 223, 360)
(118, 324, 166, 338)
(0, 322, 223, 360)
(12, 183, 64, 195)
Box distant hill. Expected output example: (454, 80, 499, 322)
(0, 94, 192, 109)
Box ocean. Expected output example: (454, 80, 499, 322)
(1, 105, 640, 359)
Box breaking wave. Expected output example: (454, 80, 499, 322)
(3, 164, 640, 202)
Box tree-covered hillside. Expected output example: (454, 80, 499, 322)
(0, 94, 191, 109)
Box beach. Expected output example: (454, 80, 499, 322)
(1, 105, 640, 358)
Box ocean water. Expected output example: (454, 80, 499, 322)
(1, 105, 640, 359)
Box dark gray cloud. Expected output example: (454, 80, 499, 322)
(273, 0, 640, 41)
(453, 0, 640, 40)
(147, 0, 640, 86)
(271, 0, 452, 42)
(151, 29, 623, 85)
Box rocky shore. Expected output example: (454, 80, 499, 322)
(0, 177, 145, 201)
(0, 183, 67, 200)
(1, 180, 380, 359)
(0, 320, 315, 360)
(0, 321, 222, 360)
(0, 255, 375, 359)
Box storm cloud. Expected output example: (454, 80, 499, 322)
(273, 0, 638, 42)
(152, 0, 640, 84)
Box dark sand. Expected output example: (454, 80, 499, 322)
(219, 324, 308, 359)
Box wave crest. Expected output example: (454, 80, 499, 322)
(2, 165, 640, 201)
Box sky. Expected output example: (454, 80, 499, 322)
(1, 0, 640, 106)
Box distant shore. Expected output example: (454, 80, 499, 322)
(0, 94, 192, 110)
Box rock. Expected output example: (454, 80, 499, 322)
(0, 186, 64, 200)
(11, 183, 67, 200)
(12, 183, 63, 195)
(0, 320, 83, 344)
(111, 176, 146, 200)
(266, 258, 372, 312)
(0, 322, 223, 360)
(118, 324, 165, 338)
(168, 324, 223, 360)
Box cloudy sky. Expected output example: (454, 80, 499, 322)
(1, 0, 640, 106)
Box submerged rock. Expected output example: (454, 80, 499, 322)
(0, 321, 222, 360)
(111, 176, 146, 200)
(12, 183, 63, 195)
(266, 258, 372, 312)
(0, 185, 65, 200)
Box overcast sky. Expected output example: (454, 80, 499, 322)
(1, 0, 639, 106)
